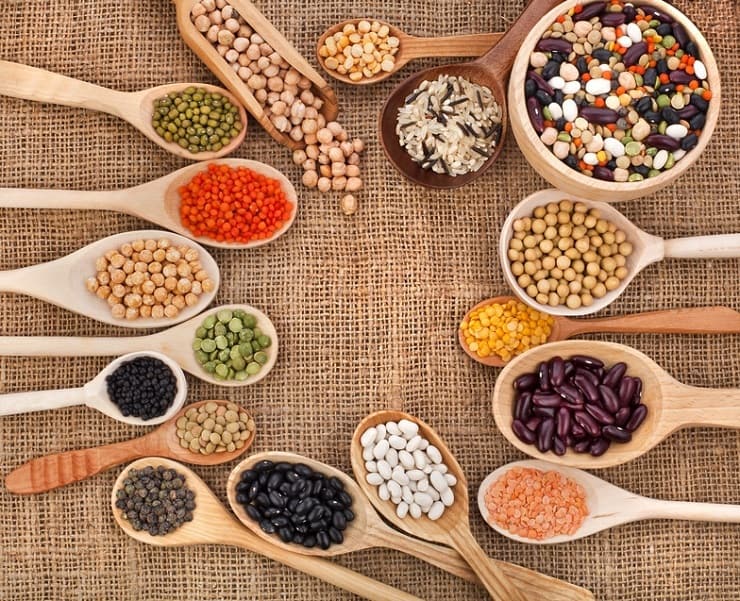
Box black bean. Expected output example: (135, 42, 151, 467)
(320, 487, 336, 502)
(294, 523, 309, 534)
(302, 535, 316, 548)
(643, 110, 661, 124)
(513, 419, 537, 444)
(685, 41, 698, 57)
(533, 406, 557, 419)
(344, 508, 355, 522)
(589, 438, 611, 457)
(527, 70, 555, 96)
(656, 59, 668, 75)
(290, 478, 307, 496)
(576, 56, 588, 75)
(585, 403, 616, 425)
(602, 425, 632, 443)
(623, 42, 647, 67)
(236, 492, 249, 505)
(525, 79, 537, 98)
(514, 373, 538, 391)
(574, 1, 605, 21)
(271, 516, 290, 528)
(293, 464, 313, 478)
(317, 531, 331, 550)
(626, 404, 648, 432)
(535, 90, 553, 106)
(599, 385, 621, 414)
(307, 504, 323, 522)
(536, 38, 573, 53)
(263, 507, 282, 519)
(294, 497, 314, 516)
(532, 392, 563, 408)
(601, 12, 625, 26)
(579, 106, 619, 125)
(542, 60, 561, 81)
(274, 462, 293, 472)
(260, 519, 276, 534)
(268, 491, 287, 509)
(556, 407, 571, 440)
(592, 49, 613, 64)
(555, 383, 583, 405)
(549, 356, 565, 386)
(573, 439, 591, 453)
(254, 493, 271, 508)
(603, 362, 627, 389)
(328, 527, 344, 544)
(278, 527, 294, 543)
(527, 96, 544, 134)
(292, 533, 305, 545)
(285, 470, 300, 483)
(642, 69, 657, 89)
(689, 111, 706, 130)
(574, 373, 600, 403)
(248, 481, 260, 501)
(623, 4, 636, 21)
(537, 361, 551, 391)
(661, 107, 680, 124)
(536, 418, 555, 453)
(615, 407, 631, 427)
(656, 23, 672, 36)
(258, 472, 269, 487)
(337, 491, 352, 507)
(267, 472, 284, 490)
(332, 511, 347, 531)
(327, 498, 345, 511)
(565, 155, 579, 170)
(593, 166, 614, 181)
(246, 504, 262, 521)
(574, 410, 601, 438)
(309, 519, 329, 532)
(689, 94, 709, 112)
(254, 460, 274, 472)
(514, 392, 533, 421)
(311, 480, 324, 496)
(240, 469, 257, 483)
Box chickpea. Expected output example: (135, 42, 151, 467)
(164, 305, 179, 318)
(177, 278, 192, 294)
(154, 287, 168, 303)
(185, 293, 200, 307)
(111, 303, 126, 319)
(151, 305, 165, 319)
(125, 307, 139, 321)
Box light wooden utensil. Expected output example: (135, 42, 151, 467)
(460, 295, 740, 367)
(0, 60, 247, 161)
(112, 457, 425, 601)
(227, 451, 594, 600)
(352, 410, 530, 601)
(478, 459, 740, 544)
(0, 303, 278, 388)
(0, 159, 298, 250)
(172, 0, 338, 150)
(0, 351, 187, 425)
(5, 400, 255, 494)
(492, 340, 740, 469)
(0, 229, 219, 328)
(378, 0, 563, 189)
(316, 19, 503, 86)
(500, 189, 740, 317)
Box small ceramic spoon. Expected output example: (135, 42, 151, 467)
(0, 351, 186, 425)
(500, 190, 740, 316)
(227, 451, 594, 600)
(0, 229, 219, 328)
(316, 19, 503, 85)
(478, 459, 740, 544)
(0, 159, 298, 250)
(0, 303, 278, 388)
(112, 457, 425, 601)
(352, 410, 530, 601)
(4, 400, 255, 494)
(460, 295, 740, 367)
(492, 340, 740, 469)
(0, 60, 247, 160)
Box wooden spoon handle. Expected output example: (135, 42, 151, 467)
(666, 383, 740, 431)
(402, 33, 503, 60)
(0, 386, 85, 416)
(663, 233, 740, 259)
(0, 187, 128, 211)
(640, 497, 740, 523)
(0, 335, 150, 357)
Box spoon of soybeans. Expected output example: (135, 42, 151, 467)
(0, 60, 247, 160)
(478, 459, 740, 544)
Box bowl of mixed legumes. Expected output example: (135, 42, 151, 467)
(508, 0, 720, 202)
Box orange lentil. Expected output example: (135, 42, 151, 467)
(702, 89, 713, 101)
(564, 122, 573, 132)
(689, 80, 700, 90)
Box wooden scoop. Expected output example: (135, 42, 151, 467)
(352, 410, 530, 601)
(172, 0, 338, 150)
(112, 457, 425, 601)
(0, 159, 298, 250)
(492, 340, 740, 469)
(479, 459, 740, 544)
(0, 60, 247, 160)
(459, 295, 740, 367)
(227, 451, 594, 600)
(316, 19, 503, 86)
(4, 400, 255, 494)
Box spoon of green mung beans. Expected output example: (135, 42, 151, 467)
(0, 60, 247, 160)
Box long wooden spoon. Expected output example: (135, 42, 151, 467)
(0, 303, 278, 388)
(492, 340, 740, 469)
(227, 451, 594, 600)
(5, 400, 255, 494)
(479, 459, 740, 544)
(0, 229, 219, 328)
(112, 457, 424, 601)
(0, 159, 297, 250)
(316, 19, 503, 86)
(0, 60, 247, 160)
(352, 410, 529, 601)
(460, 296, 740, 367)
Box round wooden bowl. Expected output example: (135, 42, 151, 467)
(508, 0, 720, 202)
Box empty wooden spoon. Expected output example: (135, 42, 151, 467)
(316, 19, 503, 86)
(0, 303, 278, 388)
(0, 351, 187, 425)
(378, 0, 563, 189)
(0, 229, 219, 328)
(500, 190, 740, 316)
(352, 410, 529, 601)
(5, 400, 255, 494)
(0, 159, 297, 250)
(227, 451, 594, 600)
(492, 340, 740, 469)
(0, 60, 247, 161)
(112, 457, 425, 601)
(459, 295, 740, 367)
(478, 459, 740, 544)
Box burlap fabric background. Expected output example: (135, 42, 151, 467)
(0, 0, 738, 599)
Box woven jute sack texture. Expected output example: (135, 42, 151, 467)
(0, 0, 738, 599)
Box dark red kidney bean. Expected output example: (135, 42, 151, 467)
(579, 106, 619, 125)
(527, 70, 554, 96)
(575, 366, 600, 386)
(555, 383, 583, 404)
(623, 41, 648, 67)
(615, 407, 631, 427)
(601, 11, 625, 26)
(574, 411, 601, 438)
(626, 404, 648, 432)
(514, 373, 538, 391)
(677, 104, 700, 119)
(589, 438, 611, 457)
(618, 377, 635, 408)
(574, 1, 605, 21)
(561, 401, 585, 411)
(673, 22, 689, 48)
(572, 355, 604, 370)
(535, 38, 573, 53)
(599, 384, 621, 414)
(534, 406, 557, 419)
(525, 416, 542, 432)
(512, 419, 537, 444)
(645, 134, 681, 151)
(585, 403, 615, 425)
(573, 439, 591, 453)
(602, 425, 632, 443)
(642, 6, 674, 22)
(533, 392, 562, 408)
(536, 418, 555, 453)
(538, 361, 551, 391)
(571, 424, 587, 439)
(574, 372, 600, 403)
(549, 356, 565, 387)
(669, 69, 694, 84)
(603, 362, 627, 389)
(593, 166, 614, 182)
(564, 434, 575, 447)
(631, 378, 643, 406)
(514, 392, 533, 421)
(527, 96, 544, 133)
(556, 407, 571, 440)
(552, 437, 566, 456)
(563, 360, 575, 378)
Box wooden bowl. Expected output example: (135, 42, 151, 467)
(508, 0, 720, 202)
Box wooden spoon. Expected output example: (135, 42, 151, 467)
(316, 19, 503, 86)
(172, 0, 338, 150)
(112, 457, 425, 601)
(378, 0, 563, 189)
(227, 451, 594, 600)
(352, 410, 529, 601)
(0, 60, 247, 161)
(4, 400, 254, 494)
(492, 340, 740, 469)
(460, 295, 740, 367)
(0, 229, 219, 329)
(479, 459, 740, 544)
(0, 303, 278, 388)
(0, 159, 297, 250)
(500, 189, 740, 316)
(0, 351, 187, 425)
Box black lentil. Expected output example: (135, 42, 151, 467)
(106, 356, 177, 420)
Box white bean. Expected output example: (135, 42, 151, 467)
(372, 439, 389, 460)
(430, 470, 448, 492)
(385, 421, 401, 436)
(412, 449, 427, 470)
(406, 469, 425, 481)
(392, 466, 409, 486)
(426, 445, 442, 464)
(441, 487, 455, 507)
(416, 477, 429, 492)
(360, 427, 377, 447)
(398, 450, 414, 469)
(409, 502, 422, 519)
(413, 492, 433, 509)
(428, 487, 440, 502)
(428, 501, 445, 521)
(385, 448, 398, 468)
(377, 460, 392, 480)
(378, 483, 390, 501)
(387, 480, 402, 498)
(406, 435, 422, 452)
(402, 485, 414, 504)
(398, 419, 418, 439)
(445, 474, 458, 487)
(366, 472, 383, 486)
(396, 501, 409, 519)
(388, 435, 406, 450)
(374, 424, 386, 443)
(364, 460, 377, 473)
(362, 445, 374, 461)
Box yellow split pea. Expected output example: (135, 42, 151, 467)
(319, 20, 400, 81)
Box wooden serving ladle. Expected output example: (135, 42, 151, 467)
(316, 19, 503, 86)
(227, 451, 594, 600)
(492, 340, 740, 469)
(5, 400, 255, 494)
(0, 60, 247, 160)
(112, 457, 425, 601)
(459, 295, 740, 367)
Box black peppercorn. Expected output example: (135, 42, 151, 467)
(106, 356, 177, 420)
